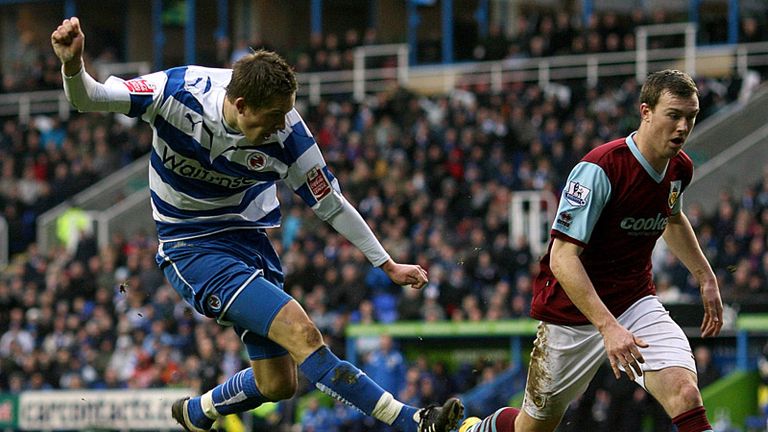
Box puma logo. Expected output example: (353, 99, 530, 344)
(185, 112, 203, 129)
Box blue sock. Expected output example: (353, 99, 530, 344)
(187, 368, 268, 428)
(299, 346, 419, 432)
(186, 397, 214, 430)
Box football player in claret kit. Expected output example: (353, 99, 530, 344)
(460, 70, 723, 432)
(52, 17, 463, 432)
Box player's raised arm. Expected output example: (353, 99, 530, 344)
(51, 17, 85, 76)
(51, 17, 132, 114)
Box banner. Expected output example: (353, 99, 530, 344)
(0, 394, 18, 428)
(18, 389, 191, 430)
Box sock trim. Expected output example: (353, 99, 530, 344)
(672, 406, 711, 432)
(200, 390, 217, 419)
(371, 391, 404, 425)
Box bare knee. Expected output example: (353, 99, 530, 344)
(673, 381, 703, 413)
(646, 368, 703, 417)
(257, 374, 297, 401)
(268, 301, 324, 361)
(253, 363, 298, 401)
(286, 319, 323, 357)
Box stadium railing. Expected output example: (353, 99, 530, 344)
(0, 61, 150, 123)
(0, 90, 71, 124)
(36, 154, 151, 253)
(344, 319, 539, 369)
(2, 37, 768, 120)
(3, 35, 766, 258)
(685, 76, 768, 163)
(297, 40, 768, 102)
(687, 118, 768, 214)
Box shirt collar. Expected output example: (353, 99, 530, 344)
(625, 131, 667, 183)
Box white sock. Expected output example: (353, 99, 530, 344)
(371, 391, 404, 425)
(200, 390, 218, 420)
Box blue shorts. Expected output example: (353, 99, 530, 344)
(156, 229, 292, 359)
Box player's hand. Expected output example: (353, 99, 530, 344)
(700, 279, 723, 337)
(51, 17, 84, 74)
(601, 322, 648, 381)
(379, 259, 428, 290)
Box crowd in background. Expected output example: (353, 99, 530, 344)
(467, 10, 766, 63)
(2, 9, 766, 93)
(0, 69, 766, 430)
(0, 8, 767, 432)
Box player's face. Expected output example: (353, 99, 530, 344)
(641, 90, 699, 160)
(236, 93, 295, 145)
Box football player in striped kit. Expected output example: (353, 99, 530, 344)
(52, 17, 462, 432)
(460, 70, 722, 432)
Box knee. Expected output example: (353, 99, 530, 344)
(676, 381, 703, 409)
(270, 303, 324, 358)
(258, 373, 297, 401)
(291, 320, 323, 350)
(277, 319, 324, 362)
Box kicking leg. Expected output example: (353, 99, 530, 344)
(270, 299, 462, 432)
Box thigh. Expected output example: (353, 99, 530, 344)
(157, 232, 287, 321)
(618, 296, 696, 387)
(227, 277, 293, 360)
(521, 322, 606, 423)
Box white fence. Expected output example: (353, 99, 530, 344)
(2, 27, 767, 255)
(36, 154, 150, 253)
(2, 32, 768, 121)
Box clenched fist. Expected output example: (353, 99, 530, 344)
(51, 17, 84, 76)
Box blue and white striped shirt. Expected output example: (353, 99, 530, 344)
(110, 66, 343, 241)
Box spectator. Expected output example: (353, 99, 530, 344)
(693, 345, 721, 389)
(364, 334, 407, 396)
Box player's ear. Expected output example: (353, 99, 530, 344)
(639, 103, 651, 122)
(234, 97, 247, 115)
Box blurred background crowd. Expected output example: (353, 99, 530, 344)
(0, 5, 767, 432)
(1, 8, 766, 92)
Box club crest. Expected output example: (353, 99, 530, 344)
(207, 295, 222, 312)
(247, 152, 268, 170)
(668, 180, 681, 208)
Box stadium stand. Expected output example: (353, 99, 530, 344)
(0, 4, 767, 432)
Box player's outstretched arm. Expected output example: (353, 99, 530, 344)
(663, 212, 723, 337)
(51, 17, 85, 76)
(51, 16, 131, 115)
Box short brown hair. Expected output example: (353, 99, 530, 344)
(226, 50, 298, 109)
(640, 69, 698, 109)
